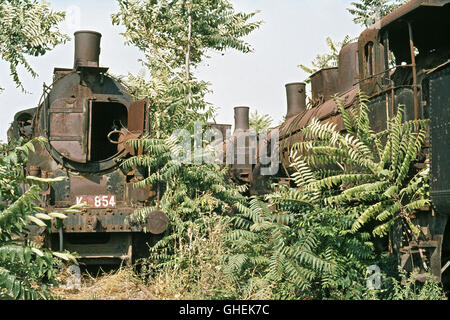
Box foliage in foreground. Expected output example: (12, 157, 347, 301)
(249, 111, 273, 134)
(113, 0, 262, 138)
(0, 0, 68, 91)
(122, 134, 246, 272)
(113, 0, 261, 297)
(221, 92, 442, 300)
(348, 0, 407, 27)
(111, 0, 444, 300)
(298, 35, 354, 80)
(135, 213, 240, 299)
(226, 197, 377, 299)
(1, 138, 77, 299)
(289, 93, 429, 239)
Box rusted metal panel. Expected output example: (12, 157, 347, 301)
(429, 66, 450, 215)
(60, 233, 133, 264)
(51, 208, 139, 233)
(53, 68, 73, 82)
(376, 0, 450, 31)
(128, 99, 148, 134)
(125, 183, 154, 203)
(49, 113, 85, 136)
(338, 42, 360, 93)
(310, 67, 339, 105)
(49, 97, 88, 163)
(279, 108, 317, 140)
(357, 28, 386, 97)
(69, 175, 109, 200)
(6, 29, 165, 265)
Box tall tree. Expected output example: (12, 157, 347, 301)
(112, 0, 262, 135)
(111, 0, 261, 272)
(0, 0, 68, 92)
(298, 36, 354, 81)
(347, 0, 407, 27)
(249, 110, 273, 134)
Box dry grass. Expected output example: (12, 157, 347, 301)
(52, 215, 247, 300)
(52, 267, 152, 300)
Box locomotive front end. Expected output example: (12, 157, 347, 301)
(10, 31, 167, 265)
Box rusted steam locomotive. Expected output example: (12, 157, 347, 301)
(8, 31, 168, 265)
(225, 0, 450, 285)
(7, 0, 450, 285)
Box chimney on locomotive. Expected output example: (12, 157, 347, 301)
(285, 82, 307, 118)
(73, 30, 102, 69)
(234, 106, 250, 132)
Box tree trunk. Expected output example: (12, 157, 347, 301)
(185, 1, 192, 104)
(185, 2, 191, 81)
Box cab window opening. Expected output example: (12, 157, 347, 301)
(89, 101, 128, 162)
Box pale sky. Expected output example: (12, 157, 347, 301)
(0, 0, 364, 142)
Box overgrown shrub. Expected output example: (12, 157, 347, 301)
(221, 93, 444, 300)
(1, 138, 77, 299)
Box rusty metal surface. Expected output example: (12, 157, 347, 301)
(227, 107, 255, 185)
(429, 66, 450, 215)
(49, 101, 87, 163)
(69, 174, 119, 200)
(59, 233, 133, 264)
(310, 67, 339, 105)
(279, 87, 359, 140)
(407, 22, 420, 120)
(374, 0, 450, 31)
(40, 64, 132, 170)
(357, 28, 386, 96)
(6, 30, 167, 264)
(127, 100, 148, 134)
(7, 107, 36, 141)
(338, 42, 360, 93)
(51, 208, 139, 233)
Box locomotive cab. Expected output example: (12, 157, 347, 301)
(357, 0, 450, 127)
(356, 0, 450, 287)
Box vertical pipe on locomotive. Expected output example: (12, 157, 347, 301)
(285, 82, 307, 118)
(234, 106, 250, 132)
(74, 30, 102, 69)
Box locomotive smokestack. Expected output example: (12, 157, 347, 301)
(74, 30, 102, 69)
(234, 106, 250, 132)
(285, 82, 306, 118)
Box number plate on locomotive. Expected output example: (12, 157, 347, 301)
(75, 195, 116, 208)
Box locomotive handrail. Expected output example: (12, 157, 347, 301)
(354, 63, 414, 87)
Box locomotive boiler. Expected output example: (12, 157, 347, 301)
(8, 31, 168, 265)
